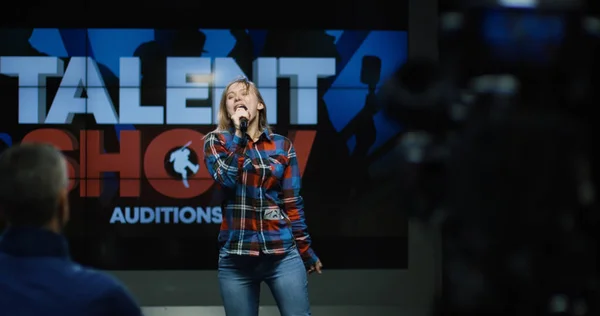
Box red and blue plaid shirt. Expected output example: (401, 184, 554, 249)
(203, 128, 319, 267)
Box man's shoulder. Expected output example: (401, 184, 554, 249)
(0, 253, 115, 288)
(71, 264, 141, 314)
(0, 256, 141, 315)
(68, 263, 127, 291)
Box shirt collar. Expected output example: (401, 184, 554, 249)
(261, 128, 273, 141)
(228, 127, 272, 142)
(0, 226, 70, 259)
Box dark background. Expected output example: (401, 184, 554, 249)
(0, 1, 411, 270)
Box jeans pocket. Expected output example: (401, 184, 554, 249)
(218, 248, 229, 265)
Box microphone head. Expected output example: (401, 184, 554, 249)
(240, 117, 249, 131)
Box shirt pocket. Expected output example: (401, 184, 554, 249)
(268, 154, 288, 180)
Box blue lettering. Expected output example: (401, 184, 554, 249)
(109, 206, 223, 224)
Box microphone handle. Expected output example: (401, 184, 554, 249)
(240, 118, 248, 134)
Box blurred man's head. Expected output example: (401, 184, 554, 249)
(0, 143, 70, 233)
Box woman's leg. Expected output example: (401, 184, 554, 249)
(218, 250, 262, 316)
(263, 249, 311, 316)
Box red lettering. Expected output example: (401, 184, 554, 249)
(18, 128, 317, 200)
(80, 130, 141, 197)
(21, 128, 79, 191)
(288, 130, 316, 177)
(144, 129, 213, 198)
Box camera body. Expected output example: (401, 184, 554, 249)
(379, 3, 600, 315)
(381, 3, 600, 215)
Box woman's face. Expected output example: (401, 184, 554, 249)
(225, 82, 264, 122)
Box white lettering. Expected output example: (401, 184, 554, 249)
(46, 57, 118, 124)
(212, 58, 244, 123)
(278, 58, 336, 125)
(2, 56, 336, 125)
(254, 58, 278, 124)
(166, 57, 212, 125)
(119, 57, 164, 124)
(0, 57, 64, 124)
(211, 57, 279, 124)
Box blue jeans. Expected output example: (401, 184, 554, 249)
(218, 248, 311, 316)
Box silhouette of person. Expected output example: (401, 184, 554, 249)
(130, 30, 212, 266)
(228, 29, 254, 76)
(0, 29, 44, 56)
(261, 30, 340, 58)
(339, 56, 381, 198)
(134, 29, 208, 107)
(169, 30, 208, 57)
(134, 41, 168, 106)
(259, 30, 348, 233)
(169, 141, 200, 188)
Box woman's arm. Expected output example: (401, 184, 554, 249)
(203, 132, 246, 188)
(281, 140, 319, 267)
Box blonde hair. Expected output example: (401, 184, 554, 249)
(214, 76, 272, 134)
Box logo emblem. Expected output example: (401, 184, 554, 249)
(169, 141, 200, 188)
(263, 209, 282, 221)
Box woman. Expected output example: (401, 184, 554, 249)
(203, 77, 322, 316)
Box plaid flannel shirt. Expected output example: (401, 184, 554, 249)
(203, 128, 319, 267)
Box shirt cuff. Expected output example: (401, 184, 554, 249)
(300, 247, 319, 267)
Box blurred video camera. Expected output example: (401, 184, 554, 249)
(380, 0, 600, 221)
(379, 0, 599, 315)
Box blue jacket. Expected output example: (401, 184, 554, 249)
(0, 226, 143, 316)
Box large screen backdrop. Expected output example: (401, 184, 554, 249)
(0, 29, 408, 269)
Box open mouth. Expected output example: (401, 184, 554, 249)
(235, 104, 247, 111)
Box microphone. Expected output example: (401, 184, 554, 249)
(237, 105, 249, 134)
(240, 117, 248, 133)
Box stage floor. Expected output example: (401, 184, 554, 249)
(142, 306, 426, 316)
